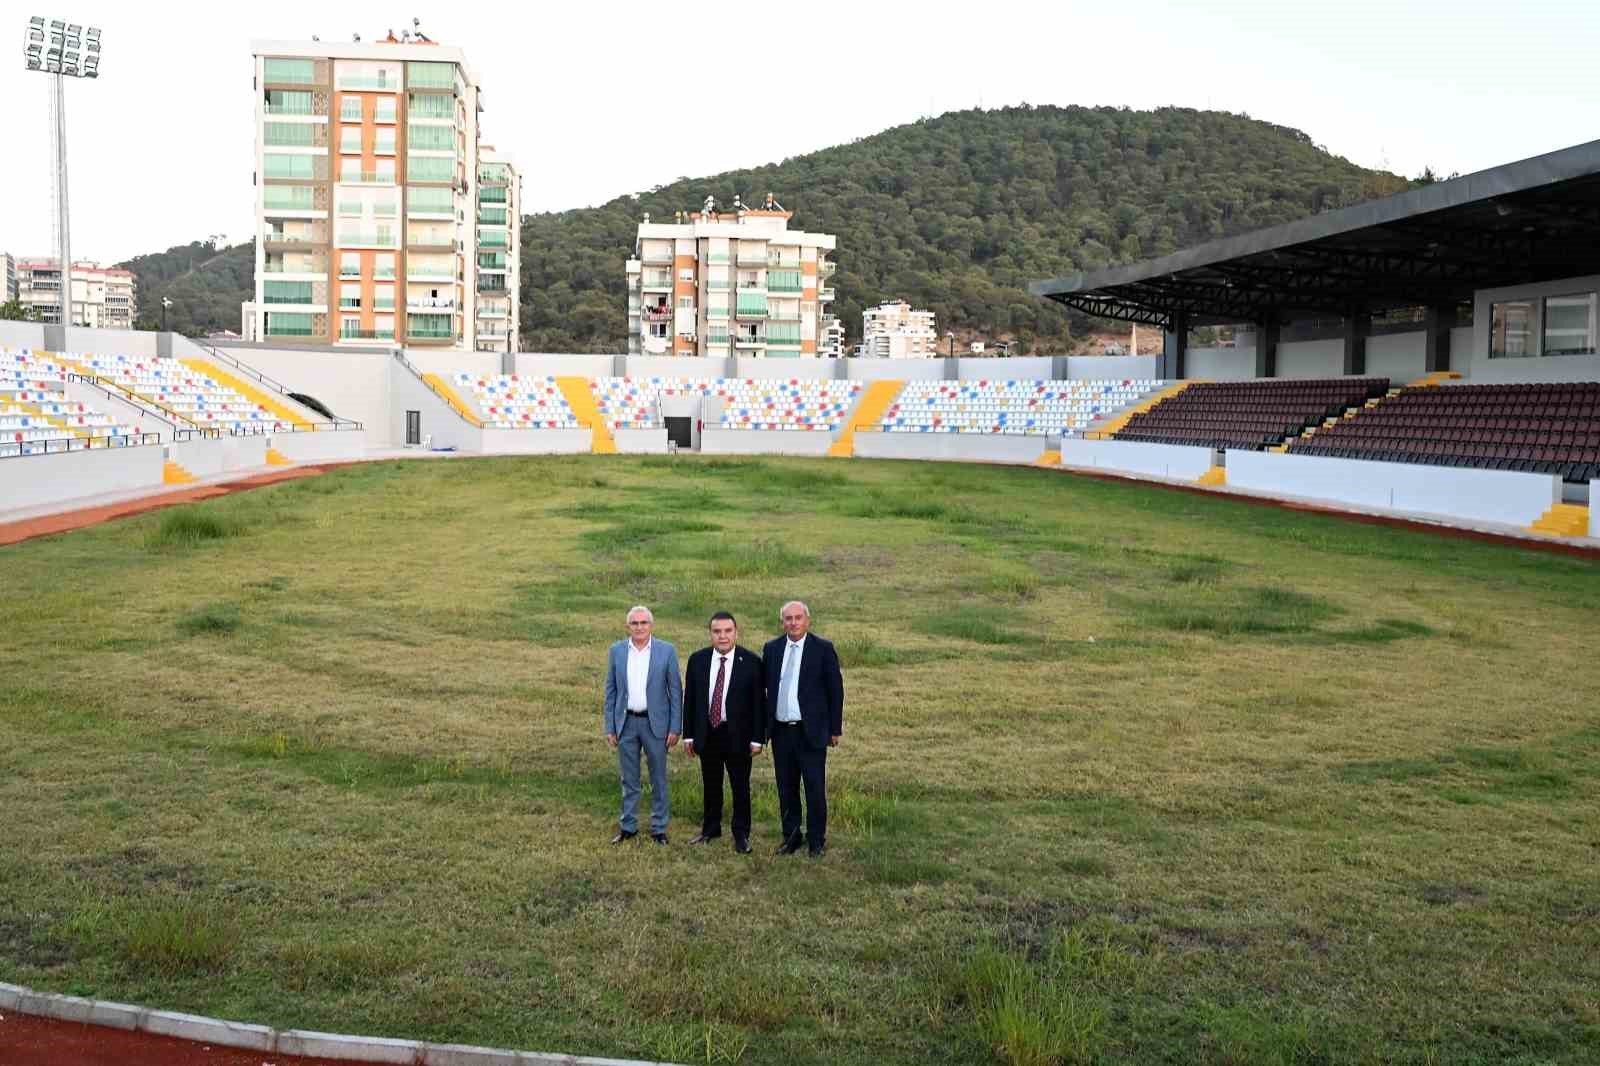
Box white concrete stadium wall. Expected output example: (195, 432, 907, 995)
(1365, 333, 1426, 383)
(1184, 347, 1256, 380)
(390, 364, 481, 452)
(736, 358, 834, 380)
(614, 428, 670, 454)
(65, 327, 160, 358)
(700, 429, 834, 456)
(1057, 438, 1214, 479)
(1593, 481, 1599, 537)
(268, 431, 365, 462)
(1472, 275, 1600, 384)
(1065, 355, 1161, 380)
(959, 356, 1055, 380)
(479, 428, 592, 455)
(406, 350, 500, 380)
(1276, 340, 1344, 379)
(846, 358, 946, 381)
(0, 444, 165, 513)
(626, 356, 732, 379)
(1224, 450, 1560, 527)
(853, 432, 1046, 464)
(168, 435, 268, 478)
(514, 354, 617, 377)
(0, 322, 46, 350)
(212, 346, 392, 447)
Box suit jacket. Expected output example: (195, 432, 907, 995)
(762, 633, 844, 751)
(683, 644, 766, 752)
(603, 638, 683, 740)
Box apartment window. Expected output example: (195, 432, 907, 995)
(264, 58, 315, 84)
(678, 297, 694, 309)
(339, 97, 362, 122)
(407, 156, 454, 183)
(1542, 292, 1597, 356)
(266, 312, 315, 336)
(407, 93, 453, 120)
(375, 254, 396, 279)
(263, 122, 315, 147)
(337, 200, 362, 217)
(340, 126, 362, 154)
(408, 187, 454, 215)
(768, 269, 802, 293)
(649, 323, 669, 339)
(679, 268, 695, 282)
(340, 282, 361, 309)
(265, 90, 314, 115)
(374, 285, 395, 310)
(263, 185, 315, 211)
(408, 124, 454, 151)
(374, 130, 396, 155)
(264, 153, 316, 179)
(407, 61, 454, 89)
(374, 99, 397, 124)
(340, 252, 361, 278)
(1489, 300, 1536, 358)
(263, 280, 313, 305)
(477, 206, 507, 225)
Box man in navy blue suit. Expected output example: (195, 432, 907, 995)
(762, 600, 844, 858)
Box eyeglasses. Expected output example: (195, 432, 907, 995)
(628, 620, 652, 625)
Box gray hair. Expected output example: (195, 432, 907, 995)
(779, 600, 810, 620)
(626, 604, 654, 623)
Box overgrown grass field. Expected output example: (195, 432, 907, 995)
(1, 455, 1596, 1065)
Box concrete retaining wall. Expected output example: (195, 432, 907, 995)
(1224, 450, 1561, 527)
(1064, 354, 1161, 381)
(1057, 438, 1214, 480)
(614, 428, 670, 454)
(479, 428, 592, 455)
(0, 444, 165, 513)
(846, 358, 947, 381)
(1593, 482, 1599, 537)
(700, 428, 834, 456)
(959, 356, 1055, 380)
(853, 432, 1046, 464)
(513, 353, 618, 378)
(390, 365, 481, 452)
(268, 430, 366, 462)
(167, 436, 269, 478)
(214, 345, 392, 446)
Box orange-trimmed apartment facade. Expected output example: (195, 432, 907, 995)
(624, 196, 837, 358)
(250, 37, 519, 351)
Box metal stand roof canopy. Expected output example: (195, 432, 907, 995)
(1029, 140, 1600, 329)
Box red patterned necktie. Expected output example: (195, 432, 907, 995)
(709, 655, 727, 729)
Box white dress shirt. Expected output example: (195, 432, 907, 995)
(626, 638, 652, 711)
(778, 636, 805, 722)
(706, 651, 733, 724)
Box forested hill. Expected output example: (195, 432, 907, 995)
(525, 105, 1403, 352)
(124, 106, 1408, 350)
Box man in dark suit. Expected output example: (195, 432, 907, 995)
(762, 600, 844, 858)
(682, 611, 766, 854)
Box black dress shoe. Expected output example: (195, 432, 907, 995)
(776, 837, 805, 856)
(733, 836, 751, 854)
(808, 845, 826, 859)
(651, 832, 668, 845)
(611, 830, 637, 845)
(688, 833, 720, 846)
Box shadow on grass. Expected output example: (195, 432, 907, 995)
(176, 602, 242, 636)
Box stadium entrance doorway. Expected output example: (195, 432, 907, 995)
(405, 410, 420, 446)
(665, 416, 693, 450)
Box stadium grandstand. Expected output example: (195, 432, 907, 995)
(3, 140, 1599, 542)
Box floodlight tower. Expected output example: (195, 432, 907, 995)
(22, 16, 101, 326)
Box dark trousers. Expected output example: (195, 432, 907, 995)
(771, 723, 827, 848)
(698, 726, 752, 839)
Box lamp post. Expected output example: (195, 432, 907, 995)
(945, 330, 955, 359)
(23, 16, 102, 327)
(161, 296, 172, 332)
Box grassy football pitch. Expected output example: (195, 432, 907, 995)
(1, 455, 1596, 1065)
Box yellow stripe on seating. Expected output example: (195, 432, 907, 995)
(1527, 503, 1589, 538)
(1086, 380, 1199, 440)
(421, 373, 485, 428)
(556, 377, 616, 454)
(163, 460, 197, 485)
(829, 380, 903, 457)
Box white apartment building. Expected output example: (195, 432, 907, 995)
(862, 300, 937, 358)
(624, 195, 836, 357)
(12, 257, 136, 328)
(249, 35, 520, 350)
(1, 253, 16, 303)
(820, 313, 845, 358)
(474, 146, 520, 353)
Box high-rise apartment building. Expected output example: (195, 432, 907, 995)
(624, 195, 836, 357)
(1, 253, 17, 304)
(474, 146, 519, 353)
(12, 258, 136, 328)
(250, 36, 518, 350)
(862, 299, 938, 358)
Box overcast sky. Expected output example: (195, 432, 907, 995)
(2, 0, 1595, 265)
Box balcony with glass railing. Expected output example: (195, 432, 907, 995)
(407, 62, 456, 90)
(641, 272, 672, 289)
(818, 287, 836, 301)
(477, 231, 508, 249)
(477, 252, 507, 270)
(340, 326, 395, 341)
(477, 277, 509, 293)
(337, 74, 399, 91)
(408, 268, 458, 283)
(477, 187, 507, 206)
(736, 248, 768, 264)
(339, 171, 397, 185)
(820, 260, 836, 277)
(264, 226, 327, 246)
(734, 334, 767, 348)
(477, 165, 510, 185)
(263, 256, 327, 275)
(707, 252, 730, 264)
(407, 314, 455, 339)
(477, 207, 507, 226)
(406, 95, 455, 120)
(337, 231, 399, 248)
(264, 91, 316, 116)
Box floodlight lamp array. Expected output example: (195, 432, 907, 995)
(23, 15, 101, 77)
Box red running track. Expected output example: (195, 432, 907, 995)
(0, 1011, 353, 1066)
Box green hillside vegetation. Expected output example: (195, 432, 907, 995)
(122, 106, 1409, 351)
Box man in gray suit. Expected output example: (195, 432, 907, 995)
(604, 605, 682, 844)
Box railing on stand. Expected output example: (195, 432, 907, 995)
(0, 431, 162, 459)
(201, 345, 363, 432)
(65, 372, 191, 435)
